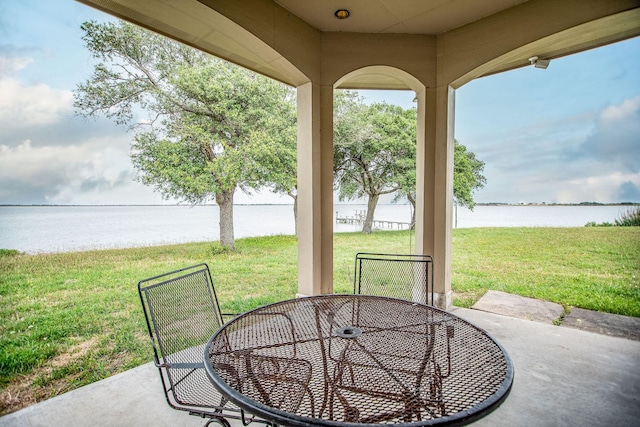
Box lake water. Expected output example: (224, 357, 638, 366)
(0, 204, 632, 254)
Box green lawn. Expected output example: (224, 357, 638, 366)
(1, 227, 638, 414)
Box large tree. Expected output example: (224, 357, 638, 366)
(452, 141, 487, 210)
(394, 139, 486, 227)
(74, 21, 296, 249)
(334, 91, 416, 233)
(334, 91, 485, 229)
(250, 118, 299, 229)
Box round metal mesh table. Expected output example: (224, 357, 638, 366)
(204, 295, 513, 426)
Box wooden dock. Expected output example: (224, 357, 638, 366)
(335, 210, 411, 230)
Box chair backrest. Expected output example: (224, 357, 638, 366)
(354, 253, 434, 305)
(138, 263, 225, 409)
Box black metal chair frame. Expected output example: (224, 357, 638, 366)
(209, 310, 315, 415)
(138, 263, 272, 427)
(353, 252, 435, 306)
(347, 253, 447, 421)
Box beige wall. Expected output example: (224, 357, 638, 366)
(321, 33, 436, 88)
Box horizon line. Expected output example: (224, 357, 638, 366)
(1, 202, 638, 207)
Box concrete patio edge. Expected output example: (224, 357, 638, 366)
(471, 290, 640, 341)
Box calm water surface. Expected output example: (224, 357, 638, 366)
(0, 204, 631, 254)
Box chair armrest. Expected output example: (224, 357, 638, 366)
(221, 312, 237, 323)
(155, 361, 205, 369)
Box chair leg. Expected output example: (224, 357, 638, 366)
(204, 417, 231, 427)
(241, 410, 277, 426)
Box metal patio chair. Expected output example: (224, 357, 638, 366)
(138, 263, 271, 427)
(347, 254, 448, 421)
(353, 252, 435, 306)
(207, 310, 315, 418)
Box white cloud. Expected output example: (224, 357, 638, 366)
(0, 139, 89, 201)
(473, 94, 640, 203)
(600, 95, 640, 124)
(574, 95, 640, 173)
(0, 56, 33, 76)
(0, 137, 164, 204)
(0, 77, 73, 129)
(473, 110, 594, 173)
(556, 172, 640, 204)
(0, 54, 169, 205)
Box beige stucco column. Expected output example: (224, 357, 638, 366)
(296, 82, 334, 296)
(415, 85, 455, 309)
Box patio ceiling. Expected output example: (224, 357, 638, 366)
(273, 0, 529, 35)
(77, 0, 640, 89)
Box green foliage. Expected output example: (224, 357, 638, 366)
(333, 91, 417, 232)
(333, 91, 486, 226)
(585, 221, 614, 227)
(585, 206, 640, 227)
(615, 206, 640, 226)
(334, 92, 416, 201)
(453, 141, 486, 210)
(74, 21, 296, 247)
(210, 242, 233, 256)
(395, 139, 487, 213)
(0, 249, 21, 257)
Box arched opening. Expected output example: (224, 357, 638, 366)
(330, 66, 426, 293)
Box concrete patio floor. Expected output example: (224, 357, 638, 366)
(2, 303, 639, 427)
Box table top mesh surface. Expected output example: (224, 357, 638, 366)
(205, 295, 512, 426)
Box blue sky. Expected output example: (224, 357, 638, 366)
(1, 0, 639, 205)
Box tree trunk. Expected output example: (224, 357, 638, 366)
(292, 195, 298, 236)
(216, 189, 235, 250)
(407, 193, 416, 230)
(362, 194, 379, 234)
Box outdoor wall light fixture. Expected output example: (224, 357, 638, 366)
(335, 9, 350, 19)
(529, 56, 550, 69)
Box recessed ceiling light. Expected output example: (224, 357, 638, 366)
(335, 9, 350, 19)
